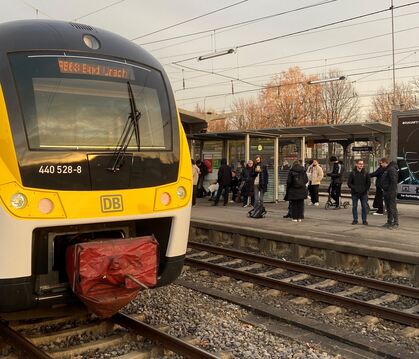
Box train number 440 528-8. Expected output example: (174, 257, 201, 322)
(38, 165, 82, 174)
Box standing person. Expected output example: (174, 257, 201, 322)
(236, 160, 246, 180)
(347, 159, 371, 225)
(370, 160, 385, 215)
(191, 159, 200, 206)
(307, 159, 324, 206)
(212, 158, 232, 206)
(327, 156, 344, 208)
(230, 171, 239, 202)
(287, 160, 308, 222)
(380, 158, 399, 229)
(196, 159, 208, 197)
(241, 159, 255, 207)
(253, 155, 268, 206)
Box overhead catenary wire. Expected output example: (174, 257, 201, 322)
(154, 9, 419, 60)
(172, 1, 419, 67)
(138, 0, 338, 46)
(131, 0, 249, 41)
(73, 0, 127, 22)
(19, 0, 54, 18)
(173, 48, 419, 91)
(171, 24, 419, 87)
(175, 64, 419, 102)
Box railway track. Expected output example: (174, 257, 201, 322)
(186, 241, 419, 327)
(0, 306, 219, 359)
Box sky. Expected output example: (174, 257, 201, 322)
(1, 0, 419, 120)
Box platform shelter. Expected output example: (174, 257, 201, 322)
(188, 122, 391, 202)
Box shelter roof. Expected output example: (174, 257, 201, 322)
(187, 122, 391, 141)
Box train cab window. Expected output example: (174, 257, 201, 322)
(9, 54, 173, 151)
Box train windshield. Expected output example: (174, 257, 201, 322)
(9, 54, 173, 151)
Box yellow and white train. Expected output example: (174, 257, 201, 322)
(0, 20, 191, 312)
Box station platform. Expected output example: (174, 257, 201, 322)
(190, 197, 419, 281)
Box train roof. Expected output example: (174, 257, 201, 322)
(0, 20, 163, 72)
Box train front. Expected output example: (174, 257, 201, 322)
(0, 20, 192, 315)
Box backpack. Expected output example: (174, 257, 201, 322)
(248, 203, 267, 218)
(292, 172, 305, 189)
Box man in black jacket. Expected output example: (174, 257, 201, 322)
(380, 158, 399, 229)
(327, 156, 344, 208)
(370, 159, 385, 215)
(347, 159, 371, 225)
(212, 158, 232, 206)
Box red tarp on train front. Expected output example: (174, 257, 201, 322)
(66, 236, 158, 317)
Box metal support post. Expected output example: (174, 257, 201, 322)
(245, 133, 250, 162)
(274, 136, 279, 202)
(301, 136, 306, 164)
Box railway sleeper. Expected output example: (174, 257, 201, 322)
(47, 333, 132, 358)
(10, 314, 90, 332)
(306, 279, 337, 289)
(236, 263, 263, 271)
(279, 273, 310, 283)
(27, 321, 114, 346)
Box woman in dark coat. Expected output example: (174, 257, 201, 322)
(241, 159, 255, 207)
(286, 160, 308, 222)
(253, 155, 268, 205)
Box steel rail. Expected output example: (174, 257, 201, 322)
(186, 257, 419, 327)
(112, 312, 219, 359)
(0, 320, 52, 359)
(189, 241, 419, 299)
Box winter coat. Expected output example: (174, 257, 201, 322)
(286, 164, 308, 201)
(217, 160, 232, 186)
(253, 163, 269, 192)
(327, 162, 344, 184)
(380, 161, 398, 193)
(347, 168, 371, 195)
(370, 166, 385, 188)
(307, 164, 324, 185)
(241, 165, 255, 196)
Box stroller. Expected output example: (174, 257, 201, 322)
(324, 183, 350, 210)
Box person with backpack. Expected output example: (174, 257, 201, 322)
(286, 160, 308, 222)
(347, 159, 371, 225)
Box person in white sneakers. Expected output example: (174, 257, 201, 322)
(307, 159, 324, 206)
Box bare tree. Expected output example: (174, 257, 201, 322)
(320, 70, 360, 124)
(369, 82, 417, 122)
(260, 68, 309, 127)
(230, 97, 262, 130)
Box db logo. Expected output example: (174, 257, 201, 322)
(100, 195, 123, 212)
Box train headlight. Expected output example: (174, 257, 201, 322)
(10, 193, 27, 209)
(160, 192, 171, 206)
(176, 186, 187, 199)
(38, 198, 54, 214)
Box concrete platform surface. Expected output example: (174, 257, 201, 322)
(190, 197, 419, 265)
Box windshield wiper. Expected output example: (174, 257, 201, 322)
(108, 82, 141, 172)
